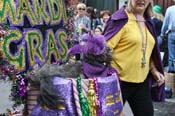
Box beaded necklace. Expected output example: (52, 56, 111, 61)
(136, 20, 147, 67)
(130, 16, 148, 67)
(131, 14, 148, 67)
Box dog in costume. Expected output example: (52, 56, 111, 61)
(29, 33, 117, 110)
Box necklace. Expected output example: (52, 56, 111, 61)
(136, 20, 147, 67)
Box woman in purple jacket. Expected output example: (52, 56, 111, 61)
(103, 0, 165, 116)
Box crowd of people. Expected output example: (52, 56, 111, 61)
(66, 2, 111, 45)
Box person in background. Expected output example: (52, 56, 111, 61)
(152, 5, 168, 67)
(74, 3, 91, 42)
(152, 5, 164, 45)
(103, 0, 165, 116)
(94, 25, 103, 35)
(100, 10, 111, 30)
(73, 3, 91, 60)
(161, 0, 175, 73)
(86, 7, 100, 30)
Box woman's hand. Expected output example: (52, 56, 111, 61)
(151, 68, 165, 86)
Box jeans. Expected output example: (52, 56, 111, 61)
(168, 32, 175, 72)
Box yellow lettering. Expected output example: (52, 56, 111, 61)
(56, 30, 68, 61)
(46, 29, 60, 63)
(2, 29, 25, 71)
(33, 0, 50, 25)
(0, 0, 18, 25)
(17, 0, 38, 26)
(25, 29, 45, 66)
(48, 0, 62, 25)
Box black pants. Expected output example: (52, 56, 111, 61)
(121, 80, 154, 116)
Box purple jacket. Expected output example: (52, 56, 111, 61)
(103, 7, 165, 102)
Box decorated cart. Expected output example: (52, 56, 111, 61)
(28, 74, 123, 116)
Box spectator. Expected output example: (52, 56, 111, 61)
(152, 5, 168, 66)
(100, 10, 111, 30)
(161, 0, 175, 73)
(152, 5, 164, 45)
(74, 3, 91, 42)
(94, 25, 103, 35)
(86, 7, 100, 30)
(103, 0, 165, 116)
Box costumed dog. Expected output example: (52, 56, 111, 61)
(29, 33, 117, 110)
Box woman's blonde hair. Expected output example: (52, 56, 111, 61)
(77, 3, 86, 9)
(127, 0, 154, 17)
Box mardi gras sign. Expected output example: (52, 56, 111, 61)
(0, 0, 68, 72)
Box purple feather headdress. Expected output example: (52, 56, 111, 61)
(68, 34, 116, 78)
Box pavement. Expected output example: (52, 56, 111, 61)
(0, 80, 13, 113)
(123, 98, 175, 116)
(1, 80, 175, 115)
(154, 99, 175, 116)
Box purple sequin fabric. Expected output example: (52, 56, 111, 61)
(31, 77, 77, 116)
(31, 74, 123, 116)
(97, 74, 123, 116)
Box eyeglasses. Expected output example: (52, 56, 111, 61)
(78, 8, 85, 11)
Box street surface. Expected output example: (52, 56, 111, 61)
(124, 100, 175, 116)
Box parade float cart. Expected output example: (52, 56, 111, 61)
(28, 73, 123, 116)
